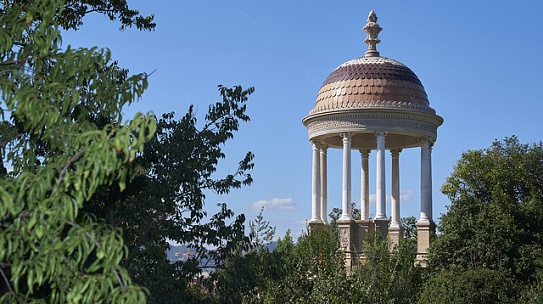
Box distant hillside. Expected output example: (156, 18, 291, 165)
(166, 244, 196, 262)
(166, 242, 278, 263)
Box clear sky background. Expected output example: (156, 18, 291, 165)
(62, 1, 543, 240)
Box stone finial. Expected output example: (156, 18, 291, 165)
(363, 10, 382, 57)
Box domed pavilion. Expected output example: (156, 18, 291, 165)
(302, 11, 443, 265)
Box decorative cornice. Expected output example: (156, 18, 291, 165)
(307, 119, 434, 136)
(309, 99, 437, 115)
(305, 111, 442, 126)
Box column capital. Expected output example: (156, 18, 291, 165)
(375, 131, 387, 138)
(359, 148, 371, 158)
(390, 148, 402, 158)
(311, 140, 328, 151)
(340, 132, 352, 141)
(419, 136, 435, 146)
(318, 142, 329, 151)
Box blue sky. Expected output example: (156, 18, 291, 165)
(63, 1, 543, 240)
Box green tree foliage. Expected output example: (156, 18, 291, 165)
(401, 215, 417, 239)
(4, 0, 255, 300)
(329, 202, 360, 227)
(1, 0, 155, 31)
(81, 85, 255, 303)
(211, 210, 280, 304)
(260, 229, 423, 304)
(426, 136, 543, 302)
(0, 0, 155, 301)
(348, 234, 423, 304)
(263, 228, 349, 304)
(419, 267, 519, 304)
(249, 207, 276, 249)
(429, 136, 543, 284)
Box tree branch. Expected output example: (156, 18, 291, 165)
(50, 148, 85, 197)
(0, 265, 22, 304)
(113, 268, 127, 291)
(122, 218, 154, 268)
(84, 8, 117, 15)
(65, 220, 101, 248)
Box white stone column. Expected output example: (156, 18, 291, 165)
(416, 137, 435, 264)
(320, 144, 328, 223)
(375, 131, 387, 220)
(310, 140, 322, 223)
(419, 137, 434, 222)
(390, 149, 402, 227)
(360, 149, 370, 220)
(340, 132, 352, 220)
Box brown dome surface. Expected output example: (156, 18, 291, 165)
(312, 56, 433, 115)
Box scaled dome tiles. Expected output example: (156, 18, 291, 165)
(312, 57, 434, 115)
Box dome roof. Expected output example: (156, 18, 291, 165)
(312, 56, 433, 115)
(303, 11, 443, 150)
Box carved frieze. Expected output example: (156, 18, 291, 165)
(306, 112, 438, 138)
(339, 227, 350, 250)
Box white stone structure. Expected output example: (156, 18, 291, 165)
(302, 11, 443, 265)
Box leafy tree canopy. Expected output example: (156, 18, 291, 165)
(83, 85, 256, 303)
(249, 206, 276, 249)
(1, 0, 155, 31)
(0, 0, 155, 301)
(429, 136, 543, 283)
(261, 229, 423, 304)
(419, 267, 519, 304)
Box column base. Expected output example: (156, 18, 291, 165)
(308, 221, 325, 232)
(415, 220, 435, 267)
(338, 215, 353, 221)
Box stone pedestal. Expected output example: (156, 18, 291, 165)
(415, 220, 435, 267)
(337, 220, 355, 250)
(354, 220, 374, 252)
(337, 220, 356, 269)
(308, 221, 326, 233)
(388, 225, 404, 248)
(374, 218, 389, 239)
